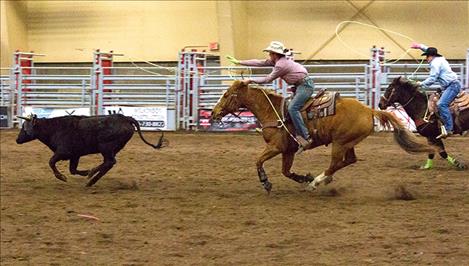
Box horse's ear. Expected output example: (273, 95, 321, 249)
(397, 76, 405, 84)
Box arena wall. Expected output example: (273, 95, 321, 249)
(1, 1, 29, 68)
(244, 1, 469, 60)
(1, 1, 468, 67)
(25, 1, 218, 63)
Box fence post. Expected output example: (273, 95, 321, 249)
(81, 79, 86, 107)
(175, 51, 182, 129)
(369, 46, 377, 108)
(376, 46, 385, 109)
(369, 46, 385, 109)
(465, 49, 469, 88)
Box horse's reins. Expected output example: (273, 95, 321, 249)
(258, 86, 300, 145)
(381, 86, 417, 108)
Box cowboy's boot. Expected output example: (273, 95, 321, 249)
(436, 125, 452, 139)
(296, 136, 313, 154)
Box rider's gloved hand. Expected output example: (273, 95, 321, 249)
(226, 55, 240, 65)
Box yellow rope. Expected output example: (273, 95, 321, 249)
(258, 86, 300, 144)
(228, 65, 252, 80)
(334, 21, 419, 64)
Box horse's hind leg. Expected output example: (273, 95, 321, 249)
(425, 138, 467, 170)
(282, 152, 314, 183)
(309, 143, 356, 189)
(257, 145, 281, 193)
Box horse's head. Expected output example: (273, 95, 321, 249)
(211, 80, 248, 122)
(379, 76, 419, 109)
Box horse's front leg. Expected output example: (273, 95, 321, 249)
(256, 145, 281, 193)
(282, 152, 314, 183)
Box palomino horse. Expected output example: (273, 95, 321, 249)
(211, 81, 433, 193)
(379, 76, 468, 170)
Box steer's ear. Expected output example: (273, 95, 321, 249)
(31, 114, 38, 125)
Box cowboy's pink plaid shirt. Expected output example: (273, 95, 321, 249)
(239, 56, 308, 85)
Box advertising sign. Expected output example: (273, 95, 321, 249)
(104, 106, 169, 130)
(199, 109, 259, 131)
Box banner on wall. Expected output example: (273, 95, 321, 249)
(104, 106, 168, 130)
(198, 109, 259, 131)
(23, 107, 90, 118)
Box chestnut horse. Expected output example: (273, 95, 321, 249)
(379, 76, 468, 170)
(211, 81, 433, 193)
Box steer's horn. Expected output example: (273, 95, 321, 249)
(17, 115, 31, 121)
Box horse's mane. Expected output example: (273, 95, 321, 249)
(398, 78, 421, 94)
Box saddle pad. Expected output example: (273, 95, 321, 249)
(304, 92, 340, 120)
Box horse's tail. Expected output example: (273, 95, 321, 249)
(372, 110, 434, 153)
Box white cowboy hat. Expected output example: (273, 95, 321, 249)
(263, 41, 287, 55)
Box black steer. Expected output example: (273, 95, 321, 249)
(16, 114, 165, 187)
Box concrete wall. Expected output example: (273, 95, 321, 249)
(26, 1, 218, 63)
(1, 0, 468, 67)
(245, 1, 469, 60)
(1, 1, 29, 68)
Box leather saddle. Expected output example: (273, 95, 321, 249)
(301, 90, 340, 120)
(428, 90, 469, 114)
(281, 89, 339, 121)
(427, 89, 469, 132)
(262, 89, 339, 130)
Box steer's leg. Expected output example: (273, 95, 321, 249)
(49, 153, 67, 182)
(86, 154, 116, 187)
(69, 157, 90, 176)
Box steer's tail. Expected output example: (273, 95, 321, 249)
(372, 110, 433, 153)
(129, 117, 166, 149)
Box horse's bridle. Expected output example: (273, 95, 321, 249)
(381, 86, 416, 108)
(217, 93, 246, 119)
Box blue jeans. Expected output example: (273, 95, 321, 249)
(438, 80, 461, 131)
(288, 77, 314, 139)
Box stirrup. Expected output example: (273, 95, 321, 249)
(436, 126, 451, 139)
(296, 136, 312, 154)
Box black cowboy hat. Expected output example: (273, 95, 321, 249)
(421, 47, 442, 57)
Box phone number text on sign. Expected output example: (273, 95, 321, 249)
(139, 120, 165, 128)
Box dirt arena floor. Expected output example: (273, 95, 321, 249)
(1, 129, 468, 265)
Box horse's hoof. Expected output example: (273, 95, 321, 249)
(305, 181, 317, 191)
(262, 181, 272, 193)
(305, 173, 315, 183)
(456, 163, 468, 170)
(419, 165, 433, 170)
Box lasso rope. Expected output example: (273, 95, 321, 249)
(409, 58, 426, 80)
(228, 65, 253, 80)
(126, 56, 177, 75)
(334, 21, 418, 64)
(257, 85, 300, 145)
